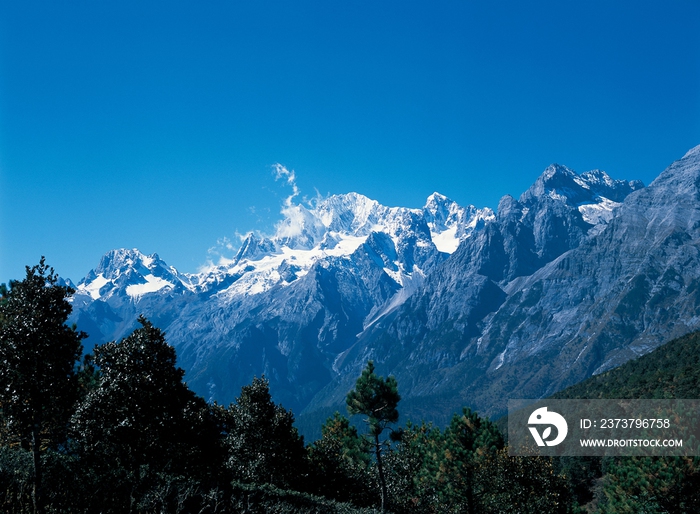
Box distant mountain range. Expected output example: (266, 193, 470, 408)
(69, 145, 700, 429)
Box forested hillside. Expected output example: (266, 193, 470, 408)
(553, 330, 700, 400)
(0, 260, 571, 513)
(550, 330, 700, 512)
(3, 260, 700, 513)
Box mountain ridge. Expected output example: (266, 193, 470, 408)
(304, 145, 700, 424)
(66, 158, 662, 423)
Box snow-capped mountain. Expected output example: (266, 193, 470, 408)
(68, 160, 654, 424)
(71, 191, 493, 411)
(187, 192, 495, 298)
(75, 192, 494, 308)
(307, 146, 700, 427)
(76, 249, 189, 301)
(519, 164, 643, 234)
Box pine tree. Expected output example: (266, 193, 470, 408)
(224, 376, 307, 490)
(600, 456, 700, 512)
(384, 421, 443, 513)
(441, 408, 504, 513)
(0, 258, 85, 514)
(307, 411, 373, 505)
(478, 449, 570, 513)
(346, 360, 401, 512)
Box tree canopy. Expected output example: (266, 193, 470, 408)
(70, 316, 223, 512)
(346, 360, 401, 512)
(223, 375, 307, 490)
(0, 258, 84, 513)
(5, 259, 698, 512)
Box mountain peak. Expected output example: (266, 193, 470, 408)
(542, 163, 576, 180)
(425, 191, 450, 205)
(682, 143, 700, 159)
(93, 248, 156, 279)
(233, 233, 277, 264)
(520, 163, 643, 207)
(643, 142, 700, 211)
(314, 192, 382, 235)
(77, 248, 182, 300)
(520, 164, 587, 206)
(423, 192, 457, 218)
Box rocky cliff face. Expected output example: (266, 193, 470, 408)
(306, 146, 699, 424)
(67, 146, 698, 428)
(70, 192, 493, 412)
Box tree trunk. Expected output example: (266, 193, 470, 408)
(31, 423, 42, 514)
(375, 433, 387, 512)
(466, 465, 474, 514)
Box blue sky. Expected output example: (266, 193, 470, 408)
(1, 1, 699, 283)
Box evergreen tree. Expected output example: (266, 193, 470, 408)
(224, 376, 307, 491)
(0, 258, 84, 514)
(479, 449, 570, 513)
(0, 283, 8, 306)
(600, 456, 700, 513)
(440, 408, 504, 513)
(384, 421, 443, 513)
(307, 412, 374, 506)
(71, 317, 222, 512)
(346, 360, 401, 512)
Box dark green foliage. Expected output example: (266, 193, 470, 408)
(476, 449, 571, 513)
(599, 456, 700, 513)
(346, 361, 401, 437)
(346, 361, 401, 512)
(0, 283, 8, 306)
(382, 410, 572, 513)
(553, 330, 700, 400)
(438, 408, 504, 512)
(0, 258, 85, 513)
(0, 260, 85, 445)
(224, 376, 307, 490)
(383, 422, 442, 512)
(0, 446, 32, 512)
(555, 456, 602, 508)
(307, 412, 375, 506)
(227, 482, 380, 513)
(70, 316, 224, 512)
(551, 329, 700, 511)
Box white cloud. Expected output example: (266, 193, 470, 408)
(205, 236, 236, 267)
(272, 164, 315, 241)
(276, 204, 311, 239)
(273, 163, 300, 207)
(204, 164, 329, 269)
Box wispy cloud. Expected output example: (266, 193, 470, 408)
(204, 236, 235, 266)
(273, 163, 300, 207)
(203, 164, 326, 270)
(201, 231, 255, 271)
(273, 163, 311, 240)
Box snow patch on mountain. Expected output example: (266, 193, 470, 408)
(82, 274, 110, 300)
(126, 275, 174, 298)
(75, 248, 188, 301)
(431, 225, 460, 253)
(191, 192, 494, 299)
(578, 196, 622, 226)
(423, 192, 495, 253)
